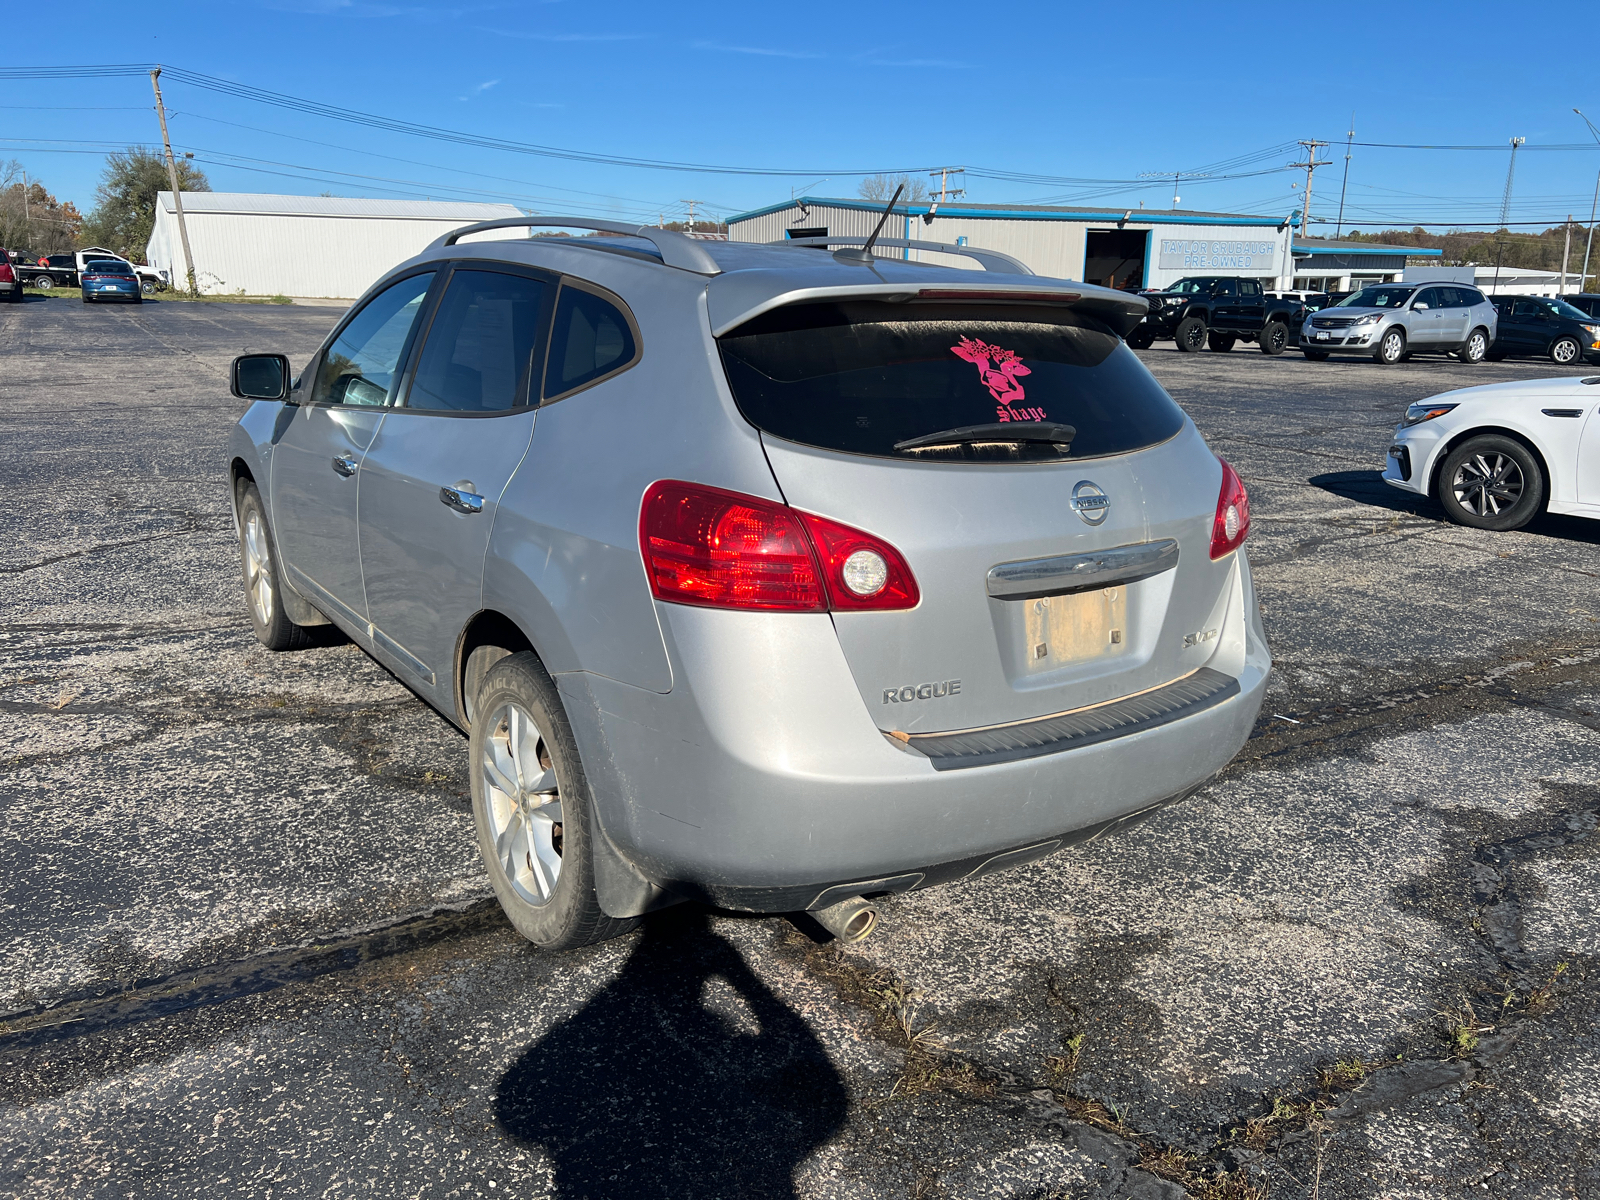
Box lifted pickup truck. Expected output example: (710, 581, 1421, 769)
(1128, 276, 1303, 354)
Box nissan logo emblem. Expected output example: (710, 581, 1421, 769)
(1071, 481, 1110, 526)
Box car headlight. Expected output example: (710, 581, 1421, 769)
(1353, 313, 1382, 326)
(1399, 402, 1458, 428)
(1584, 324, 1600, 340)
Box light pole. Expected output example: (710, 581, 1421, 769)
(1576, 110, 1600, 294)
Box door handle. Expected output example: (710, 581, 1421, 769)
(440, 486, 484, 515)
(331, 454, 357, 477)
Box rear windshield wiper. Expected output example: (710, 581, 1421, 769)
(893, 421, 1077, 452)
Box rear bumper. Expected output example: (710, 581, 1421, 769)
(560, 553, 1270, 913)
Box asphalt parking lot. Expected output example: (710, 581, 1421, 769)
(2, 292, 1597, 1199)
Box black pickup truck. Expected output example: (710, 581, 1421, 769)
(1127, 276, 1304, 354)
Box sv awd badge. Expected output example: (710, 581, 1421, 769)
(883, 680, 961, 704)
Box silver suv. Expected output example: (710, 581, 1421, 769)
(1302, 282, 1498, 365)
(227, 218, 1271, 949)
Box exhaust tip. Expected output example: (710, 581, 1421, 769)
(811, 896, 879, 943)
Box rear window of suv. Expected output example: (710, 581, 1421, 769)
(718, 300, 1187, 463)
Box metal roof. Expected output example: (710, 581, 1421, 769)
(156, 191, 523, 221)
(729, 196, 1291, 229)
(1293, 239, 1442, 258)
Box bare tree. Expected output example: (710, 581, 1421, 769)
(858, 174, 929, 204)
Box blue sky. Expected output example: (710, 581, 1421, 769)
(5, 0, 1600, 236)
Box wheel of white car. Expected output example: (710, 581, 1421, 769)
(1550, 336, 1581, 366)
(236, 480, 316, 651)
(469, 651, 639, 951)
(1374, 328, 1406, 365)
(1459, 328, 1488, 364)
(1435, 434, 1545, 532)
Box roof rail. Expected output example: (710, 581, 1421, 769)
(773, 235, 1033, 276)
(430, 216, 723, 276)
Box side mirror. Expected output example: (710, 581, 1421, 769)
(231, 354, 291, 401)
(1412, 302, 1429, 311)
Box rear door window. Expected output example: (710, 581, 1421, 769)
(404, 268, 553, 413)
(718, 301, 1187, 463)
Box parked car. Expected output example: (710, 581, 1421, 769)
(1302, 283, 1497, 365)
(79, 259, 142, 304)
(1269, 289, 1333, 312)
(15, 246, 165, 293)
(1486, 296, 1600, 365)
(1556, 294, 1600, 321)
(226, 218, 1271, 949)
(1384, 376, 1600, 530)
(1129, 276, 1303, 354)
(0, 248, 19, 302)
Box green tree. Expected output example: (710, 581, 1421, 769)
(81, 148, 210, 262)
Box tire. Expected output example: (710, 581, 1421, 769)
(1550, 336, 1581, 366)
(1174, 316, 1207, 353)
(1207, 331, 1236, 352)
(1125, 326, 1155, 350)
(33, 275, 52, 290)
(1260, 320, 1289, 355)
(1303, 349, 1330, 362)
(141, 280, 155, 295)
(133, 294, 143, 304)
(81, 293, 90, 304)
(1458, 327, 1488, 364)
(1436, 434, 1545, 532)
(1373, 327, 1406, 365)
(236, 481, 316, 651)
(469, 651, 639, 951)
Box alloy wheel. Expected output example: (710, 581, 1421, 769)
(1451, 451, 1524, 518)
(481, 702, 563, 905)
(1464, 331, 1486, 363)
(1380, 331, 1404, 363)
(1552, 338, 1579, 365)
(242, 510, 275, 626)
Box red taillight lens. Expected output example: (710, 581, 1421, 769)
(796, 510, 920, 611)
(1210, 458, 1251, 560)
(0, 262, 13, 283)
(640, 481, 825, 611)
(639, 481, 919, 612)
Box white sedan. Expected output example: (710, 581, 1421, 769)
(1383, 375, 1600, 530)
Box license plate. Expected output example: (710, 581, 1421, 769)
(1315, 331, 1331, 340)
(1024, 588, 1128, 672)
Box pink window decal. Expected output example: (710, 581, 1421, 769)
(950, 337, 1039, 415)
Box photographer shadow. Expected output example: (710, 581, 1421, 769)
(495, 908, 848, 1199)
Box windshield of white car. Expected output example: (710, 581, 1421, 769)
(1335, 287, 1415, 309)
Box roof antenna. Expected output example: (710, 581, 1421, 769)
(835, 183, 904, 264)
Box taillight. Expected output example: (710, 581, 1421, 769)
(1210, 458, 1251, 560)
(0, 262, 13, 283)
(796, 510, 920, 611)
(640, 480, 918, 612)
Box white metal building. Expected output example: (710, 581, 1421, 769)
(146, 193, 526, 299)
(726, 197, 1298, 290)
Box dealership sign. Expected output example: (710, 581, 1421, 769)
(1157, 239, 1278, 271)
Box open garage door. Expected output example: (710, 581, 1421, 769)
(1084, 230, 1148, 292)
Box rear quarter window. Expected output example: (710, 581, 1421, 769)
(718, 301, 1187, 464)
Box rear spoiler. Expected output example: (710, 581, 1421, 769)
(709, 280, 1150, 339)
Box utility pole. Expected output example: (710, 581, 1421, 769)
(923, 167, 964, 224)
(150, 68, 197, 296)
(680, 199, 699, 236)
(1333, 119, 1354, 239)
(1287, 141, 1332, 242)
(1491, 137, 1524, 297)
(19, 169, 28, 224)
(1561, 215, 1572, 294)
